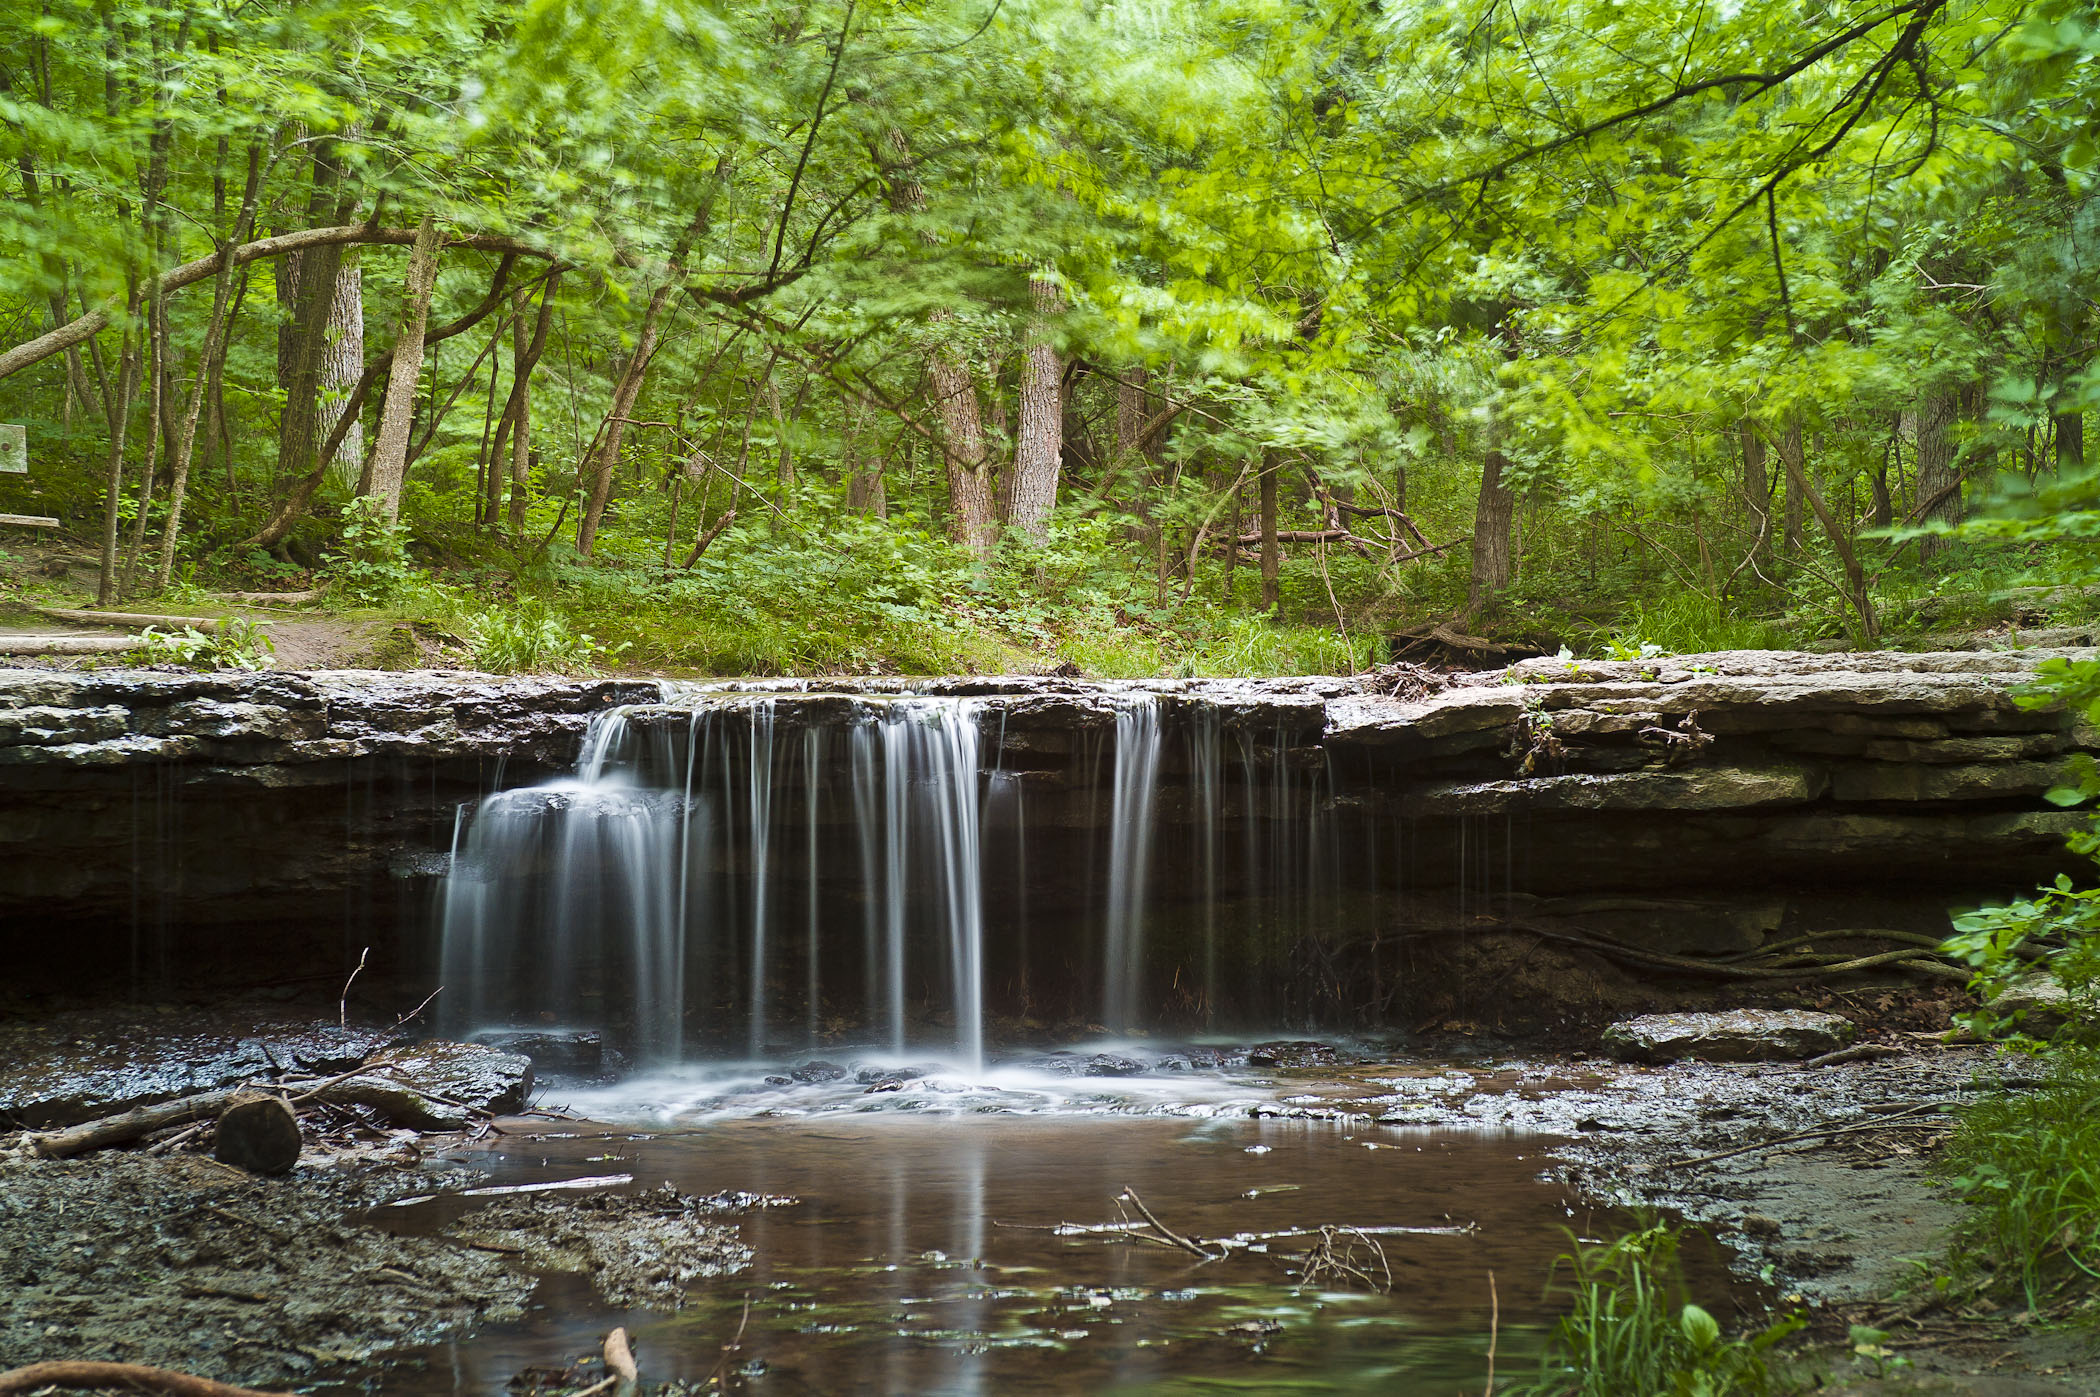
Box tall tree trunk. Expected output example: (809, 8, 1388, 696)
(1259, 449, 1281, 613)
(1914, 390, 1961, 562)
(155, 141, 262, 590)
(1467, 445, 1516, 614)
(488, 275, 559, 537)
(320, 253, 364, 487)
(1870, 418, 1895, 530)
(95, 301, 143, 606)
(1740, 419, 1771, 558)
(931, 340, 998, 561)
(2059, 409, 2086, 472)
(1775, 441, 1878, 640)
(575, 281, 674, 556)
(1774, 419, 1806, 553)
(275, 144, 344, 493)
(360, 215, 440, 522)
(1005, 279, 1066, 545)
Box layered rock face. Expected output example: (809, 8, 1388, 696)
(0, 651, 2089, 1002)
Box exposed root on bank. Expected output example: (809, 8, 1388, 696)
(0, 1361, 294, 1397)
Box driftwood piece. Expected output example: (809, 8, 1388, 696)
(0, 513, 61, 529)
(0, 1361, 293, 1397)
(213, 1093, 302, 1175)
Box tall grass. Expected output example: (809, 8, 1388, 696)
(1940, 1052, 2100, 1309)
(1513, 1224, 1803, 1397)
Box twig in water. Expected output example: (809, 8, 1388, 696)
(707, 1296, 754, 1388)
(1118, 1187, 1217, 1260)
(340, 947, 369, 1029)
(603, 1326, 637, 1395)
(1485, 1270, 1498, 1396)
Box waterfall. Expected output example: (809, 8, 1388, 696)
(1101, 697, 1162, 1034)
(439, 691, 994, 1068)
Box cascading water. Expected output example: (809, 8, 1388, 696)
(437, 683, 1348, 1065)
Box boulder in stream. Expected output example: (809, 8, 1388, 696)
(1600, 1009, 1855, 1063)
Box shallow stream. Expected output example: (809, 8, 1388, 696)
(352, 1052, 1740, 1395)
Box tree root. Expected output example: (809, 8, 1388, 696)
(0, 1361, 293, 1397)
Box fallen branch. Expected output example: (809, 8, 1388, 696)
(0, 1361, 293, 1397)
(1118, 1187, 1217, 1261)
(30, 1072, 467, 1157)
(1663, 1104, 1951, 1169)
(36, 607, 222, 632)
(207, 585, 327, 606)
(604, 1327, 638, 1393)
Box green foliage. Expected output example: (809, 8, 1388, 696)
(468, 598, 623, 676)
(123, 618, 275, 672)
(1940, 1052, 2100, 1309)
(1514, 1224, 1806, 1397)
(326, 499, 424, 608)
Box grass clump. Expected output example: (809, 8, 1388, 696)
(1939, 1052, 2100, 1310)
(468, 598, 624, 675)
(1514, 1223, 1804, 1397)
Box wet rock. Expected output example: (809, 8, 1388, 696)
(368, 1041, 533, 1113)
(448, 1183, 776, 1309)
(1993, 971, 2080, 1037)
(1247, 1040, 1344, 1068)
(213, 1092, 302, 1174)
(467, 1029, 603, 1076)
(789, 1060, 846, 1082)
(855, 1064, 935, 1090)
(1600, 1010, 1855, 1063)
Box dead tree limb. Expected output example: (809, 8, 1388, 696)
(0, 1361, 294, 1397)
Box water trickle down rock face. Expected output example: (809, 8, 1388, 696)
(0, 652, 2092, 1034)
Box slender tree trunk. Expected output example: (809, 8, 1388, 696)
(95, 300, 144, 606)
(1914, 390, 1961, 562)
(2059, 409, 2086, 472)
(574, 281, 673, 555)
(1870, 418, 1895, 530)
(120, 283, 168, 598)
(155, 143, 262, 590)
(360, 215, 441, 521)
(1005, 279, 1066, 545)
(489, 275, 559, 537)
(1259, 449, 1281, 613)
(1776, 419, 1806, 553)
(1775, 441, 1877, 640)
(1740, 419, 1771, 558)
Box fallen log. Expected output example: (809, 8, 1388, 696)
(36, 607, 223, 632)
(207, 586, 327, 606)
(0, 635, 135, 655)
(30, 1075, 467, 1158)
(0, 1361, 293, 1397)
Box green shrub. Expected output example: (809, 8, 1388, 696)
(1514, 1223, 1804, 1397)
(123, 617, 276, 672)
(468, 598, 623, 674)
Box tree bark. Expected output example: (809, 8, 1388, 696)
(575, 281, 674, 555)
(1914, 390, 1961, 562)
(489, 275, 559, 536)
(359, 214, 441, 521)
(2055, 408, 2084, 472)
(275, 146, 346, 495)
(1467, 444, 1516, 613)
(155, 142, 262, 590)
(94, 299, 143, 606)
(1740, 418, 1771, 558)
(1259, 449, 1281, 612)
(1005, 279, 1065, 545)
(320, 254, 364, 486)
(1776, 418, 1806, 553)
(1775, 439, 1878, 640)
(931, 337, 998, 561)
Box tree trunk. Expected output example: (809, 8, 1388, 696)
(1775, 439, 1878, 640)
(1914, 390, 1961, 562)
(94, 303, 144, 606)
(2059, 410, 2086, 472)
(1005, 280, 1066, 545)
(1467, 445, 1516, 613)
(320, 253, 364, 488)
(1774, 419, 1806, 553)
(1740, 419, 1771, 557)
(489, 275, 559, 537)
(155, 142, 262, 590)
(275, 145, 344, 494)
(1259, 449, 1280, 612)
(575, 282, 674, 556)
(931, 339, 998, 561)
(360, 215, 441, 522)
